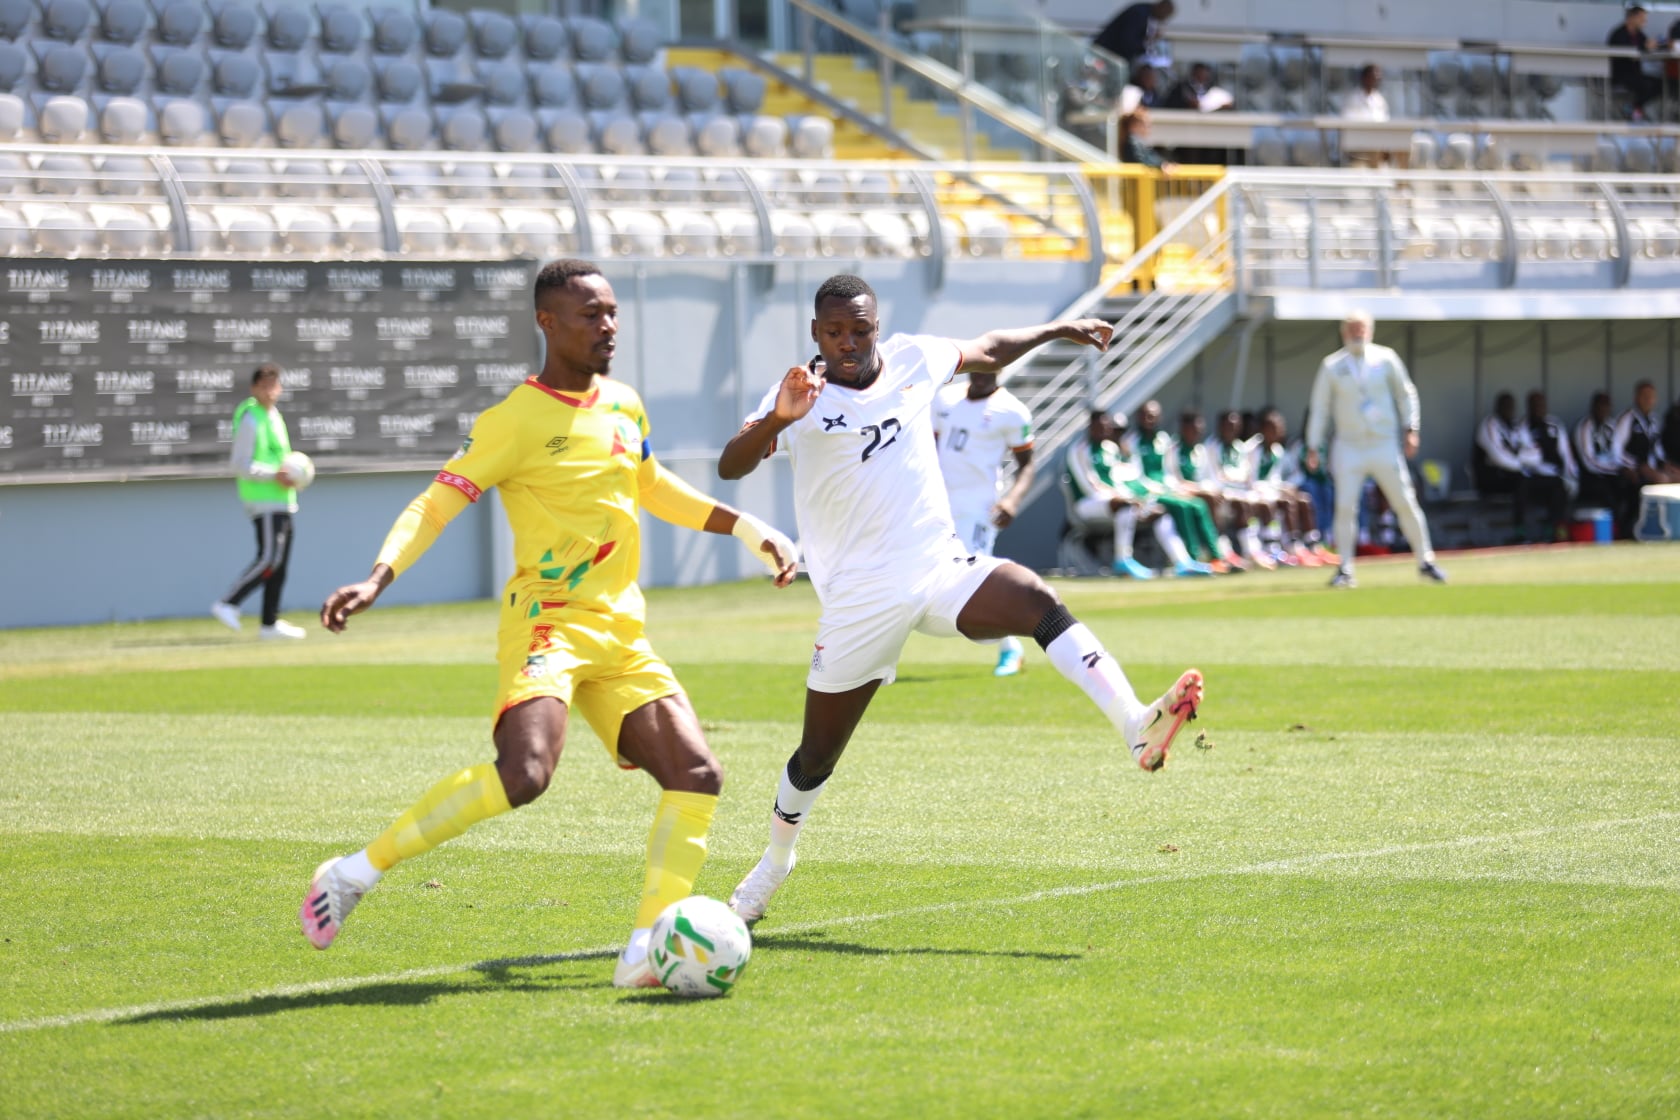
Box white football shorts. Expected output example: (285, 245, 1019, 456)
(807, 542, 1007, 693)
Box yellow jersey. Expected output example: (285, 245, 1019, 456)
(381, 375, 715, 621)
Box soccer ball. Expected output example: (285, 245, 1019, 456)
(648, 895, 752, 998)
(281, 450, 315, 491)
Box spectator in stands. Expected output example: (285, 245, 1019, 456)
(1607, 5, 1664, 121)
(1120, 108, 1178, 173)
(1120, 64, 1165, 114)
(1093, 0, 1175, 73)
(1575, 390, 1643, 536)
(1305, 310, 1446, 588)
(1165, 62, 1234, 112)
(211, 363, 306, 639)
(1474, 390, 1570, 542)
(1340, 64, 1391, 121)
(1614, 379, 1680, 482)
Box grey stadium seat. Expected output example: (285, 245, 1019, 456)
(720, 68, 765, 114)
(323, 55, 370, 101)
(213, 97, 267, 146)
(437, 104, 488, 150)
(265, 4, 310, 53)
(369, 5, 417, 56)
(423, 8, 467, 58)
(741, 114, 786, 158)
(38, 0, 94, 42)
(427, 54, 483, 103)
(539, 107, 587, 153)
(470, 10, 516, 59)
(694, 114, 740, 158)
(574, 61, 623, 112)
(617, 16, 660, 65)
(381, 103, 431, 149)
(328, 102, 376, 148)
(33, 43, 87, 93)
(207, 0, 259, 50)
(96, 90, 145, 139)
(92, 42, 145, 94)
(643, 113, 690, 156)
(0, 0, 29, 39)
(528, 61, 573, 107)
(374, 57, 419, 102)
(266, 50, 327, 98)
(274, 101, 325, 147)
(0, 41, 26, 91)
(148, 0, 200, 46)
(670, 66, 718, 114)
(476, 58, 522, 105)
(624, 64, 669, 112)
(595, 113, 641, 155)
(156, 95, 209, 143)
(149, 43, 203, 95)
(487, 105, 535, 150)
(520, 13, 565, 62)
(565, 15, 613, 62)
(97, 0, 148, 44)
(317, 2, 363, 54)
(209, 49, 260, 97)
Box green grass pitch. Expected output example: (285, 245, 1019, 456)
(2, 546, 1678, 1118)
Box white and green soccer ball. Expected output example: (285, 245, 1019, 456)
(648, 895, 752, 998)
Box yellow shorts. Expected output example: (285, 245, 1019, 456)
(495, 599, 683, 766)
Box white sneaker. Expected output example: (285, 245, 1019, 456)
(299, 857, 370, 950)
(728, 853, 794, 923)
(210, 601, 241, 632)
(612, 948, 660, 989)
(1125, 669, 1205, 772)
(260, 619, 307, 640)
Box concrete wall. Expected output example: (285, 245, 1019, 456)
(0, 257, 1090, 629)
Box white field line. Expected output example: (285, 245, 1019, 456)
(3, 810, 1675, 1036)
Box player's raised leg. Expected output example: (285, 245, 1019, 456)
(300, 697, 559, 949)
(955, 564, 1202, 771)
(730, 682, 880, 922)
(610, 692, 723, 988)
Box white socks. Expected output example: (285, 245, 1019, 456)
(1042, 622, 1147, 733)
(621, 926, 651, 963)
(1154, 516, 1192, 567)
(1112, 505, 1138, 559)
(339, 848, 382, 889)
(767, 762, 826, 872)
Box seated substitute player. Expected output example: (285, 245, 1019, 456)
(715, 274, 1204, 922)
(1064, 409, 1200, 579)
(298, 259, 798, 989)
(933, 366, 1035, 677)
(1250, 407, 1334, 565)
(1131, 400, 1240, 573)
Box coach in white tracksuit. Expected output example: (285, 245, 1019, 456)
(1304, 311, 1445, 586)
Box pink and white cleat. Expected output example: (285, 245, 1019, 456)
(300, 856, 369, 950)
(1126, 669, 1204, 772)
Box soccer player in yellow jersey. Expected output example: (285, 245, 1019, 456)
(299, 259, 798, 988)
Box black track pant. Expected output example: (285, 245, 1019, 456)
(221, 512, 294, 626)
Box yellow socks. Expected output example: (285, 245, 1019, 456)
(367, 762, 512, 872)
(633, 790, 718, 929)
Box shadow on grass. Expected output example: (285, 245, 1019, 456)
(752, 929, 1080, 962)
(110, 636, 246, 649)
(114, 950, 619, 1026)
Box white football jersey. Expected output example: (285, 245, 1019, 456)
(932, 382, 1034, 515)
(745, 334, 961, 601)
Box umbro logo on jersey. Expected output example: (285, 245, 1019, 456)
(546, 436, 569, 455)
(821, 415, 847, 431)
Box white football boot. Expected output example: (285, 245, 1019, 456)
(727, 853, 794, 923)
(300, 856, 371, 949)
(1125, 669, 1204, 772)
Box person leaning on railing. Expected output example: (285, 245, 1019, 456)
(1119, 107, 1178, 174)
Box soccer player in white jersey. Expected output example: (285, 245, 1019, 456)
(932, 369, 1035, 677)
(715, 274, 1204, 923)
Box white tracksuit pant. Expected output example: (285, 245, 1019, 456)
(1330, 439, 1435, 573)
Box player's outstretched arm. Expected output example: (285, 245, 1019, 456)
(321, 564, 394, 633)
(718, 364, 826, 479)
(954, 319, 1113, 373)
(639, 457, 800, 587)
